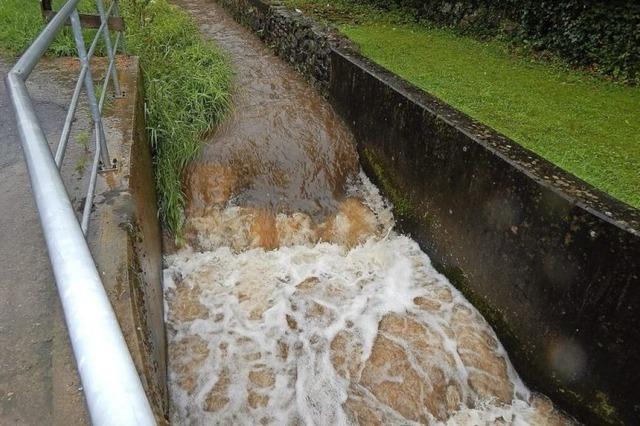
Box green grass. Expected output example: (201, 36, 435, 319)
(1, 0, 233, 236)
(285, 0, 640, 209)
(0, 0, 102, 57)
(123, 0, 232, 236)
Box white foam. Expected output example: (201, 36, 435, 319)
(164, 171, 571, 425)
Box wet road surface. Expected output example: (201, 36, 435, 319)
(0, 58, 91, 425)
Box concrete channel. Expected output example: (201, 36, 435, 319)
(2, 0, 638, 424)
(162, 1, 636, 425)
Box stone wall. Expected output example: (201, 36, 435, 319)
(215, 0, 640, 424)
(217, 0, 334, 90)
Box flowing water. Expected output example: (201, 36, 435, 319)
(166, 1, 574, 424)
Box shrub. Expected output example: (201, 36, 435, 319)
(355, 0, 640, 83)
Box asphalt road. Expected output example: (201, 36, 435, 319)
(0, 58, 89, 425)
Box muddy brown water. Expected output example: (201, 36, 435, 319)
(166, 1, 575, 424)
(182, 0, 358, 220)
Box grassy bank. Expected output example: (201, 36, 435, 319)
(285, 0, 640, 209)
(1, 0, 232, 236)
(123, 1, 232, 236)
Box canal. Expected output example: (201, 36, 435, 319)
(164, 1, 574, 424)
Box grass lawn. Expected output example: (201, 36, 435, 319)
(0, 0, 101, 57)
(1, 0, 232, 237)
(286, 0, 640, 209)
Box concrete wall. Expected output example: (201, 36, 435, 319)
(91, 56, 168, 422)
(216, 1, 640, 424)
(330, 49, 640, 426)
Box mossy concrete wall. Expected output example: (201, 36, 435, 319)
(217, 0, 640, 424)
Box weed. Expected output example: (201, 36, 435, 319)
(76, 130, 91, 152)
(75, 154, 89, 174)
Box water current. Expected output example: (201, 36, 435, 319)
(165, 1, 575, 424)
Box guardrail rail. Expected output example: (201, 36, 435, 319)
(4, 1, 156, 424)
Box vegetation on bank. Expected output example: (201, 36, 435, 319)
(1, 0, 232, 236)
(284, 0, 640, 209)
(353, 0, 640, 85)
(123, 0, 232, 236)
(0, 0, 99, 56)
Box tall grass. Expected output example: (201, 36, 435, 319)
(122, 0, 232, 236)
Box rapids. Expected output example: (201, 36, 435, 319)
(165, 1, 574, 424)
(165, 175, 571, 425)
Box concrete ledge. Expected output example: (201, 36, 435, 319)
(215, 1, 640, 424)
(89, 56, 168, 422)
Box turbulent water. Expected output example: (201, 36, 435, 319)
(165, 176, 571, 425)
(166, 0, 574, 424)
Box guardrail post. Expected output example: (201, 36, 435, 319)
(95, 0, 122, 97)
(69, 9, 112, 168)
(112, 0, 127, 55)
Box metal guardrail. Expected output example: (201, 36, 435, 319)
(4, 1, 156, 425)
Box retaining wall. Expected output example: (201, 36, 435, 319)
(90, 56, 168, 422)
(216, 1, 640, 424)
